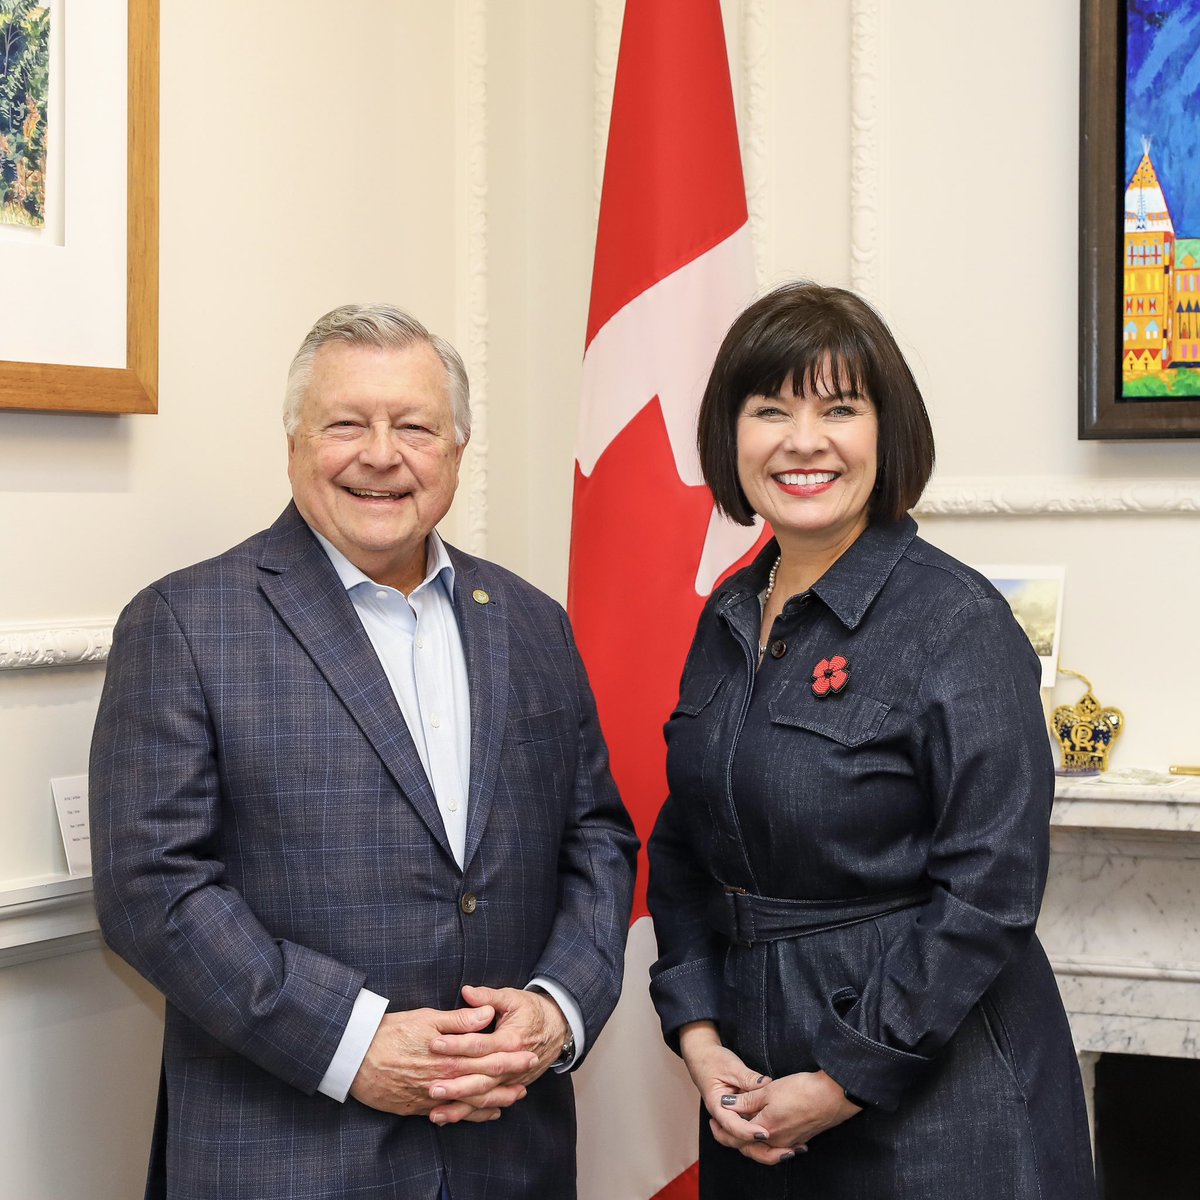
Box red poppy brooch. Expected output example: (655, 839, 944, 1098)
(812, 655, 850, 697)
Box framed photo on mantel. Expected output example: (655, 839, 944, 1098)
(0, 0, 158, 415)
(1079, 0, 1200, 438)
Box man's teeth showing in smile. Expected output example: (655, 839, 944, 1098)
(346, 487, 407, 499)
(775, 471, 838, 486)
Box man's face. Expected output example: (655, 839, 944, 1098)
(287, 341, 465, 592)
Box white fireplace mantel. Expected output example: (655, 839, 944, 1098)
(1052, 774, 1200, 839)
(1042, 774, 1200, 1065)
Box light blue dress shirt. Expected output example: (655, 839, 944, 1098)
(311, 530, 583, 1101)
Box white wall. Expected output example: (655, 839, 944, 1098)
(2, 2, 1197, 1196)
(485, 2, 597, 595)
(0, 950, 162, 1199)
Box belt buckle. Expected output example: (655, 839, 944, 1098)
(723, 884, 751, 946)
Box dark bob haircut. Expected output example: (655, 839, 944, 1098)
(698, 281, 935, 526)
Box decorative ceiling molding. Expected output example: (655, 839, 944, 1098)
(456, 0, 489, 554)
(917, 478, 1200, 516)
(0, 620, 113, 672)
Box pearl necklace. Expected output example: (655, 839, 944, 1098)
(757, 554, 782, 668)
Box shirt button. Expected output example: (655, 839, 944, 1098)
(770, 640, 787, 659)
(460, 892, 477, 915)
(375, 590, 388, 601)
(430, 715, 441, 728)
(447, 797, 459, 813)
(415, 637, 424, 650)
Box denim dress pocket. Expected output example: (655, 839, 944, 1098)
(767, 686, 890, 747)
(730, 914, 889, 1079)
(978, 994, 1026, 1094)
(665, 672, 727, 767)
(670, 672, 726, 718)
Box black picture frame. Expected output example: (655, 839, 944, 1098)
(1079, 0, 1200, 439)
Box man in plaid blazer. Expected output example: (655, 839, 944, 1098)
(90, 305, 638, 1200)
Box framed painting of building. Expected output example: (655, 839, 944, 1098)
(1079, 0, 1200, 438)
(0, 0, 157, 414)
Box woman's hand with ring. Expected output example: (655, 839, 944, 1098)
(678, 1021, 776, 1154)
(718, 1069, 861, 1162)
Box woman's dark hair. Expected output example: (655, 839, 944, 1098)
(697, 281, 935, 525)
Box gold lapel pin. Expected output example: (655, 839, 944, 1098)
(472, 589, 490, 605)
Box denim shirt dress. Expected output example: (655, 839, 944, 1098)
(648, 517, 1095, 1199)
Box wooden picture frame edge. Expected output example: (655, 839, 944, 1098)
(0, 0, 159, 415)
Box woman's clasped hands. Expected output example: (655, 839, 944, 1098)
(678, 1021, 861, 1166)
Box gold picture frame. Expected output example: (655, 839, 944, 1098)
(0, 0, 158, 414)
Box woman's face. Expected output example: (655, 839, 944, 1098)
(735, 361, 878, 551)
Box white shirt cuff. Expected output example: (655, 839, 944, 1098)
(528, 976, 585, 1071)
(317, 988, 389, 1102)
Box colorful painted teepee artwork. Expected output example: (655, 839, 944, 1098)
(1122, 0, 1200, 399)
(0, 0, 49, 228)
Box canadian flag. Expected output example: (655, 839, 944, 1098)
(569, 2, 766, 1196)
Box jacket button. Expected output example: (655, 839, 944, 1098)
(769, 640, 787, 659)
(460, 892, 478, 914)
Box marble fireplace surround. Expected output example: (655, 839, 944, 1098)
(1043, 777, 1200, 1054)
(1039, 775, 1200, 1136)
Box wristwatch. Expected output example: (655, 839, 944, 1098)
(529, 984, 576, 1067)
(552, 1028, 576, 1069)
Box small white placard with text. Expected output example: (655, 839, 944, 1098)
(52, 774, 91, 876)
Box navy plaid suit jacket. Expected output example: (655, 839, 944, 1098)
(90, 504, 637, 1200)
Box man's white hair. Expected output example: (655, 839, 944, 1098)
(282, 303, 471, 445)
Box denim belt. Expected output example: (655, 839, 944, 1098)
(707, 884, 930, 947)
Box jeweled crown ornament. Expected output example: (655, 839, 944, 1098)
(1051, 668, 1124, 774)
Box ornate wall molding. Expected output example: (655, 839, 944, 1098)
(0, 620, 113, 672)
(594, 0, 623, 221)
(741, 0, 770, 287)
(916, 478, 1200, 516)
(456, 0, 489, 554)
(849, 0, 884, 301)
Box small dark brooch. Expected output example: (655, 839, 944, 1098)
(812, 655, 850, 697)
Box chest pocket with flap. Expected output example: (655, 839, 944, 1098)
(768, 680, 890, 747)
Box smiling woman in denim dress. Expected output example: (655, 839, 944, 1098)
(647, 282, 1095, 1199)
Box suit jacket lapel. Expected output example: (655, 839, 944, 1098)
(257, 505, 454, 861)
(449, 546, 509, 869)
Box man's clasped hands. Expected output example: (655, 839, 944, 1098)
(349, 984, 569, 1125)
